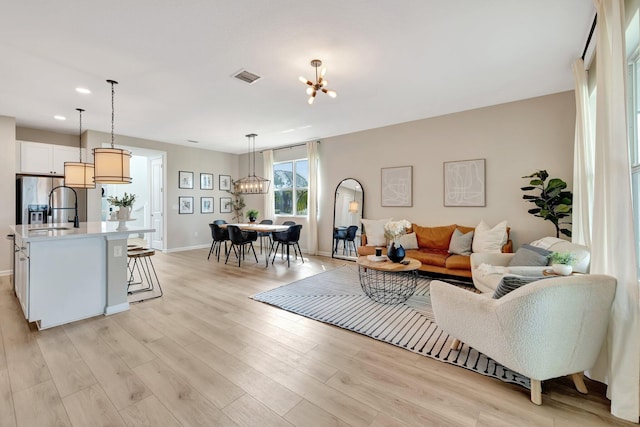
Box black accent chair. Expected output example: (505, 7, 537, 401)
(208, 220, 229, 262)
(271, 224, 303, 267)
(336, 225, 359, 256)
(225, 225, 259, 267)
(333, 227, 347, 254)
(257, 219, 273, 254)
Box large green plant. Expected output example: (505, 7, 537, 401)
(227, 185, 246, 223)
(521, 170, 573, 238)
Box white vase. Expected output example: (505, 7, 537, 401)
(118, 206, 131, 220)
(552, 263, 572, 276)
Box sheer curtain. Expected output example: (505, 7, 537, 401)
(306, 141, 319, 255)
(587, 0, 640, 421)
(262, 149, 275, 221)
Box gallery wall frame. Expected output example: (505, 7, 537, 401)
(179, 196, 194, 214)
(220, 196, 232, 213)
(200, 173, 213, 190)
(443, 158, 486, 207)
(381, 166, 412, 207)
(201, 197, 214, 213)
(179, 171, 194, 189)
(219, 175, 231, 191)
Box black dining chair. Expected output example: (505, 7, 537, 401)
(225, 225, 259, 267)
(208, 222, 229, 262)
(271, 221, 295, 259)
(337, 225, 359, 256)
(333, 227, 347, 254)
(257, 219, 273, 254)
(271, 224, 303, 267)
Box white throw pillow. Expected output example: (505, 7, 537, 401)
(361, 218, 391, 246)
(472, 220, 508, 253)
(395, 232, 418, 249)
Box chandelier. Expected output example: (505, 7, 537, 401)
(64, 108, 96, 189)
(234, 133, 271, 194)
(299, 59, 337, 105)
(93, 79, 132, 184)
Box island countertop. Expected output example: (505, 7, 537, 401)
(10, 222, 155, 242)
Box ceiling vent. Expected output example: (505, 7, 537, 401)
(233, 69, 262, 84)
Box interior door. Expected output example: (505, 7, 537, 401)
(150, 157, 164, 250)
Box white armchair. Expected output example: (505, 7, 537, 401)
(431, 274, 616, 405)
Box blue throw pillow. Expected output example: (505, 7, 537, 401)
(508, 244, 552, 267)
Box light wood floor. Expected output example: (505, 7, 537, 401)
(0, 248, 634, 427)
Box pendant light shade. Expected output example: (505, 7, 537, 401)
(64, 108, 96, 189)
(234, 133, 271, 194)
(348, 200, 359, 213)
(94, 79, 132, 184)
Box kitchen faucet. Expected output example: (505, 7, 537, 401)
(48, 185, 80, 228)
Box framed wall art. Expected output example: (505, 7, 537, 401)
(381, 166, 412, 207)
(219, 174, 231, 191)
(443, 158, 486, 207)
(220, 196, 232, 213)
(179, 171, 194, 189)
(179, 196, 194, 214)
(200, 173, 213, 190)
(201, 197, 214, 213)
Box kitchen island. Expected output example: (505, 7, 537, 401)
(10, 222, 155, 329)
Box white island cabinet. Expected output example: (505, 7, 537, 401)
(10, 222, 154, 329)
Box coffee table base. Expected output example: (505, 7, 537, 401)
(358, 265, 418, 304)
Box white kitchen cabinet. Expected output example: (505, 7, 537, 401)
(13, 234, 29, 318)
(18, 140, 83, 175)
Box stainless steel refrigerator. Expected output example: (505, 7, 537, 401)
(16, 175, 87, 225)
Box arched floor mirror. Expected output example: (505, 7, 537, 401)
(332, 178, 364, 260)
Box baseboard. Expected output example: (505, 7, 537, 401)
(165, 244, 210, 253)
(105, 302, 130, 315)
(0, 269, 12, 277)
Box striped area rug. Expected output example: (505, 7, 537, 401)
(251, 264, 530, 389)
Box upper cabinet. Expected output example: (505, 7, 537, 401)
(18, 141, 83, 175)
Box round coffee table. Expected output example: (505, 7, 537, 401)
(356, 256, 422, 304)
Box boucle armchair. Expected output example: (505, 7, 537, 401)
(430, 274, 616, 405)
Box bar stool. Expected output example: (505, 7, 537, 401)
(127, 248, 162, 300)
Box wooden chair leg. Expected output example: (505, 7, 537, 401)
(530, 379, 542, 405)
(571, 372, 588, 394)
(450, 338, 461, 350)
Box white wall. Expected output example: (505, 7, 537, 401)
(0, 116, 16, 273)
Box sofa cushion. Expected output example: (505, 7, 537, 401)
(446, 254, 471, 270)
(413, 224, 456, 250)
(396, 232, 419, 249)
(409, 248, 449, 267)
(508, 244, 552, 267)
(472, 220, 508, 253)
(361, 218, 391, 246)
(492, 274, 548, 299)
(448, 228, 474, 255)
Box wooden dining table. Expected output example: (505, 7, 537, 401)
(220, 223, 290, 267)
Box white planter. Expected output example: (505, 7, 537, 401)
(117, 206, 131, 220)
(552, 263, 573, 276)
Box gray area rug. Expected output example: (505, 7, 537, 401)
(251, 265, 530, 389)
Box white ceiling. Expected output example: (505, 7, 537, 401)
(0, 1, 594, 154)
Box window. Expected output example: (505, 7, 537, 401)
(273, 159, 308, 215)
(628, 35, 640, 277)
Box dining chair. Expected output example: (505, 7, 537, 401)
(333, 226, 347, 254)
(208, 222, 229, 262)
(339, 225, 359, 256)
(225, 225, 259, 267)
(257, 219, 273, 254)
(271, 221, 295, 259)
(271, 224, 303, 267)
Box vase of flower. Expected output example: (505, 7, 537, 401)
(117, 206, 131, 220)
(387, 241, 406, 263)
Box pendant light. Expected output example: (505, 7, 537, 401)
(93, 79, 132, 184)
(348, 184, 359, 213)
(299, 59, 337, 105)
(64, 108, 96, 188)
(234, 133, 271, 194)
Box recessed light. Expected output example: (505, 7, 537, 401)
(54, 115, 66, 121)
(75, 87, 91, 94)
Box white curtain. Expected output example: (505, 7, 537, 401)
(306, 141, 319, 255)
(588, 0, 640, 422)
(263, 149, 275, 221)
(572, 58, 594, 248)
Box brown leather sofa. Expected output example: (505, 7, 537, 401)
(357, 223, 512, 279)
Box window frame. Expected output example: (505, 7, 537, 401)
(273, 157, 309, 217)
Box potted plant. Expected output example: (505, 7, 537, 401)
(549, 251, 576, 275)
(227, 186, 246, 223)
(521, 170, 573, 238)
(384, 219, 411, 262)
(246, 208, 259, 223)
(107, 192, 136, 220)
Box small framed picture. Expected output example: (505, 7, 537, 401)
(201, 197, 214, 214)
(179, 196, 194, 214)
(219, 174, 231, 191)
(179, 171, 194, 189)
(200, 173, 213, 190)
(220, 196, 232, 213)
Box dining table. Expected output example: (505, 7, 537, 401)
(221, 223, 290, 267)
